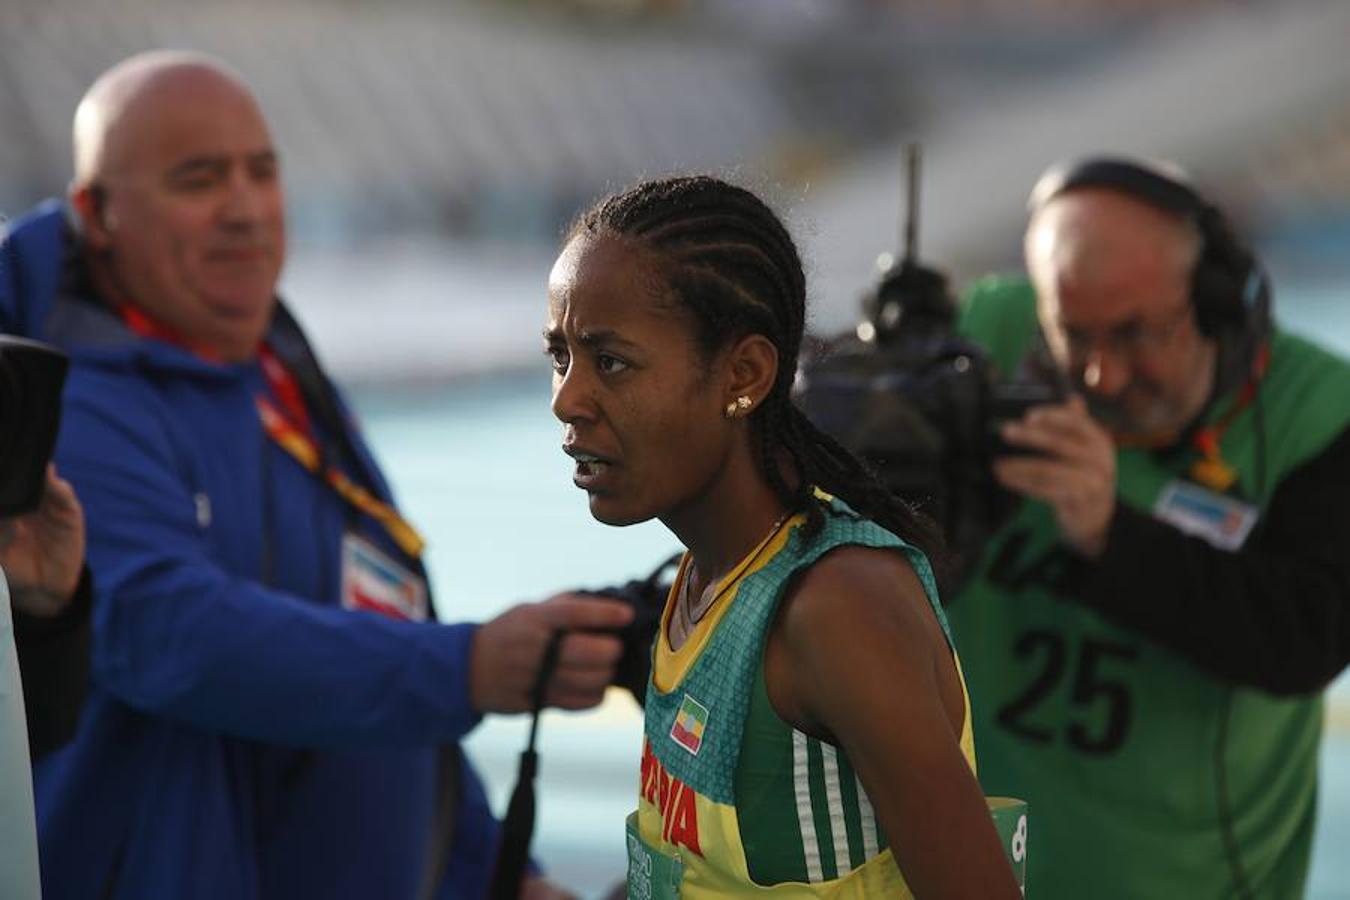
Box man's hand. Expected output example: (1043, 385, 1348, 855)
(0, 465, 86, 616)
(993, 394, 1117, 557)
(470, 593, 634, 714)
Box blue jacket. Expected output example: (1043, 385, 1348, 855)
(3, 202, 504, 899)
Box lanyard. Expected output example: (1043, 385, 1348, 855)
(114, 302, 426, 558)
(488, 630, 564, 900)
(1186, 343, 1270, 492)
(256, 395, 426, 559)
(117, 302, 223, 362)
(255, 344, 424, 559)
(258, 344, 313, 438)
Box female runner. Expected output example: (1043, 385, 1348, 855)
(545, 176, 1021, 899)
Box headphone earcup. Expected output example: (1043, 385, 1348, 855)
(1191, 204, 1265, 341)
(1190, 254, 1242, 338)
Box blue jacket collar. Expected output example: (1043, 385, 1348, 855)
(6, 198, 297, 379)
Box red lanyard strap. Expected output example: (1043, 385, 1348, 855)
(256, 396, 426, 559)
(111, 302, 427, 560)
(1187, 343, 1271, 492)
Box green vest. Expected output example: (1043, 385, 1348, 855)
(950, 276, 1350, 899)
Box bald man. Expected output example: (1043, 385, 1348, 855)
(0, 51, 633, 900)
(940, 159, 1350, 898)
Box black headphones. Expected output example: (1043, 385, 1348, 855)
(1027, 157, 1271, 366)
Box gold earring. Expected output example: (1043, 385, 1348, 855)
(724, 395, 753, 418)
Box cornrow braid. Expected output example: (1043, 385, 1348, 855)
(568, 175, 941, 561)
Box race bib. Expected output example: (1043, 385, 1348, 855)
(989, 796, 1029, 893)
(1153, 480, 1259, 551)
(340, 532, 429, 621)
(625, 812, 683, 900)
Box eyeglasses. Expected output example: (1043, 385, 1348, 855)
(1059, 303, 1194, 361)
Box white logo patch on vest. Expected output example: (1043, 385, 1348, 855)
(1154, 480, 1259, 551)
(340, 532, 429, 621)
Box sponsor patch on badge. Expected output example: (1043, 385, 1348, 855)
(669, 694, 709, 756)
(1153, 480, 1259, 551)
(340, 532, 429, 621)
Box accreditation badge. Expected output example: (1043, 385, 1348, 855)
(340, 532, 429, 621)
(1153, 480, 1259, 551)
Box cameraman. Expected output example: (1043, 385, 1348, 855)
(946, 158, 1350, 898)
(0, 465, 89, 900)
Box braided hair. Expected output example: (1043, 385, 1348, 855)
(567, 175, 941, 559)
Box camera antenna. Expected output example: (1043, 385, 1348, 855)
(903, 142, 920, 265)
(863, 141, 952, 343)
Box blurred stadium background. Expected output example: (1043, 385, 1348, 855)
(2, 0, 1348, 896)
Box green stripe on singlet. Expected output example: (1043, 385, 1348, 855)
(836, 753, 865, 870)
(801, 732, 889, 880)
(790, 729, 822, 882)
(819, 741, 854, 875)
(743, 638, 895, 885)
(805, 737, 838, 880)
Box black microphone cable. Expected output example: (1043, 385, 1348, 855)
(489, 628, 564, 900)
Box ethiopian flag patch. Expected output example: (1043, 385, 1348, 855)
(670, 694, 710, 756)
